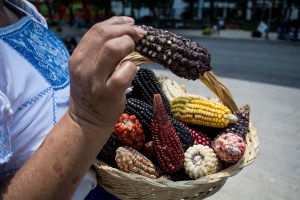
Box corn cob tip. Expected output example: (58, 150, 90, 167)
(240, 104, 250, 113)
(227, 114, 238, 124)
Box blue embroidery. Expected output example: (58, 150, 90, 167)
(14, 87, 52, 116)
(51, 92, 57, 124)
(0, 17, 70, 91)
(0, 7, 70, 179)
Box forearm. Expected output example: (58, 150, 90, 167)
(0, 15, 144, 200)
(0, 112, 112, 200)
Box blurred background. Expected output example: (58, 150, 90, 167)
(29, 0, 300, 41)
(28, 1, 300, 200)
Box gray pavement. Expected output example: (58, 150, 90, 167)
(51, 25, 300, 199)
(153, 70, 300, 200)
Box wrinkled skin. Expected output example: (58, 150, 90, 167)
(0, 13, 145, 200)
(68, 16, 145, 130)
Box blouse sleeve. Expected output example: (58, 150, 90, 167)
(0, 90, 13, 164)
(23, 0, 48, 28)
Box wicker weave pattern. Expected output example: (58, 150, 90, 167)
(93, 122, 258, 200)
(93, 52, 259, 199)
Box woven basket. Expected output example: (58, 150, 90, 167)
(92, 53, 260, 200)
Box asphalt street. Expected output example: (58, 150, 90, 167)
(54, 25, 300, 90)
(149, 38, 300, 89)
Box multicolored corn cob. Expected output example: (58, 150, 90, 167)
(115, 146, 160, 179)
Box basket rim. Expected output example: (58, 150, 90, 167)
(93, 121, 259, 188)
(95, 53, 260, 199)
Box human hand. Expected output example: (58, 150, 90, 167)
(68, 16, 145, 131)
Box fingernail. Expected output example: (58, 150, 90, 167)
(122, 16, 134, 24)
(134, 26, 145, 37)
(125, 86, 133, 94)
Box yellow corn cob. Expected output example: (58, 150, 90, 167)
(171, 96, 238, 128)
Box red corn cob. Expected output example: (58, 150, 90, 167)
(151, 94, 184, 174)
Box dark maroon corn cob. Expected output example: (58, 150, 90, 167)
(125, 98, 194, 151)
(151, 94, 184, 174)
(135, 25, 212, 80)
(178, 122, 213, 146)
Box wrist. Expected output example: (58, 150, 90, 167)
(65, 108, 114, 148)
(67, 99, 118, 131)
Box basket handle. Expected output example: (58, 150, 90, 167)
(123, 52, 238, 112)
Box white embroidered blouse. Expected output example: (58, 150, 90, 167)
(0, 1, 97, 199)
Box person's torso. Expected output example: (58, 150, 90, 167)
(0, 11, 70, 179)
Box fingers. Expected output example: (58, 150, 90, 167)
(68, 16, 142, 128)
(94, 35, 136, 79)
(73, 21, 144, 64)
(102, 16, 135, 25)
(91, 23, 144, 44)
(70, 16, 144, 97)
(106, 61, 137, 94)
(90, 15, 144, 43)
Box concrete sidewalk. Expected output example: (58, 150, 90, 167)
(150, 28, 299, 199)
(152, 69, 300, 200)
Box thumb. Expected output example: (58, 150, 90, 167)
(106, 61, 137, 94)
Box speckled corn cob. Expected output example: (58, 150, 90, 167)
(213, 132, 246, 163)
(171, 96, 238, 128)
(223, 104, 250, 139)
(135, 25, 212, 80)
(115, 146, 159, 179)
